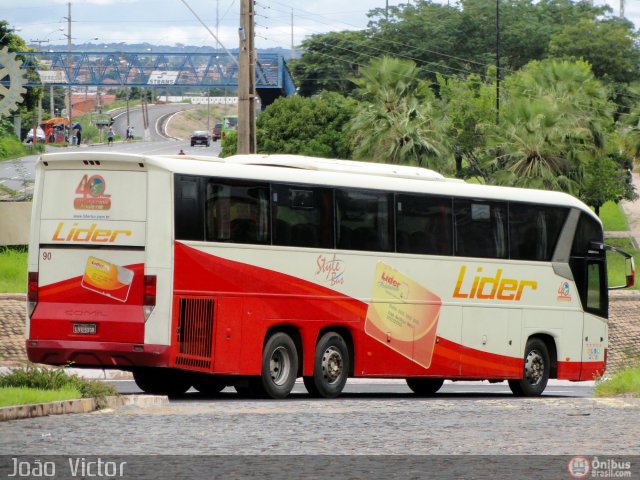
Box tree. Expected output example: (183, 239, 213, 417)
(581, 156, 631, 216)
(220, 130, 237, 158)
(255, 92, 356, 159)
(292, 0, 610, 97)
(484, 59, 615, 194)
(348, 57, 451, 171)
(437, 70, 496, 180)
(549, 18, 640, 85)
(290, 31, 371, 97)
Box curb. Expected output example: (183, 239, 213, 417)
(0, 394, 168, 422)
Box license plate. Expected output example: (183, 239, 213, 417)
(73, 323, 97, 334)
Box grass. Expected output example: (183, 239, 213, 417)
(595, 366, 640, 397)
(0, 386, 81, 407)
(599, 201, 629, 231)
(0, 246, 27, 293)
(605, 237, 639, 290)
(0, 364, 118, 408)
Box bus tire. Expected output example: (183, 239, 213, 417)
(406, 378, 444, 396)
(258, 332, 298, 399)
(307, 332, 349, 398)
(508, 338, 550, 397)
(303, 376, 320, 396)
(192, 376, 227, 395)
(133, 368, 191, 395)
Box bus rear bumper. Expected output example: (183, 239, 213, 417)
(26, 340, 170, 369)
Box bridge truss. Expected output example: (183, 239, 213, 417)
(16, 51, 295, 105)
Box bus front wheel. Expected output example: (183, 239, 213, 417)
(304, 332, 349, 398)
(258, 332, 298, 399)
(508, 338, 550, 397)
(406, 378, 444, 396)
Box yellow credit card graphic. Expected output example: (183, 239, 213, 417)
(365, 262, 441, 369)
(81, 256, 134, 302)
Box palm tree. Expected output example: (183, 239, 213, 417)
(485, 59, 615, 193)
(348, 57, 451, 171)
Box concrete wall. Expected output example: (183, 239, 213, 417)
(0, 202, 31, 246)
(2, 292, 639, 373)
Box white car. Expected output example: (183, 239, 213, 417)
(25, 127, 46, 143)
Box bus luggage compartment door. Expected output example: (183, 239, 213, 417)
(169, 296, 242, 374)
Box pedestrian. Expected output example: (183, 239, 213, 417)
(178, 149, 186, 155)
(107, 127, 114, 146)
(129, 126, 135, 141)
(126, 126, 131, 142)
(76, 128, 82, 146)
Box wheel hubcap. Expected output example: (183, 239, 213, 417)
(269, 346, 291, 386)
(524, 349, 544, 386)
(321, 346, 343, 384)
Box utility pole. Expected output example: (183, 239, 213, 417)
(65, 2, 73, 127)
(291, 8, 295, 59)
(495, 0, 500, 125)
(238, 0, 256, 154)
(620, 0, 625, 18)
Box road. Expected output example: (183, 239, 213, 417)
(0, 103, 220, 197)
(1, 378, 639, 460)
(111, 378, 595, 397)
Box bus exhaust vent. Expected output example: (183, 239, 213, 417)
(175, 297, 215, 370)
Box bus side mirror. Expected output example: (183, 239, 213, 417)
(599, 242, 636, 290)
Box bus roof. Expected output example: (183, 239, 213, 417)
(38, 151, 599, 222)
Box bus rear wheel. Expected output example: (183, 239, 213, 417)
(406, 378, 444, 396)
(257, 332, 298, 399)
(304, 332, 349, 398)
(133, 368, 191, 395)
(508, 338, 550, 397)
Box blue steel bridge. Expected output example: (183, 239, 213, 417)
(16, 51, 296, 106)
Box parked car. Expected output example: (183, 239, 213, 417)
(212, 122, 222, 141)
(25, 126, 46, 144)
(190, 130, 211, 147)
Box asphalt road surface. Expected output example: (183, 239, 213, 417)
(0, 103, 220, 196)
(111, 378, 595, 398)
(1, 378, 639, 459)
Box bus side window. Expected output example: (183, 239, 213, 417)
(175, 175, 204, 241)
(205, 180, 270, 244)
(271, 184, 334, 249)
(454, 199, 507, 259)
(396, 194, 452, 256)
(569, 212, 607, 316)
(509, 203, 568, 261)
(336, 189, 393, 252)
(587, 261, 605, 313)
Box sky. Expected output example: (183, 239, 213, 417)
(1, 0, 637, 52)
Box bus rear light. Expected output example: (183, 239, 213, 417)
(27, 272, 38, 317)
(143, 275, 157, 321)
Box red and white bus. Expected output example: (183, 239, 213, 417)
(26, 152, 634, 398)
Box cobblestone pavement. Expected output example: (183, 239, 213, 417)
(2, 395, 640, 456)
